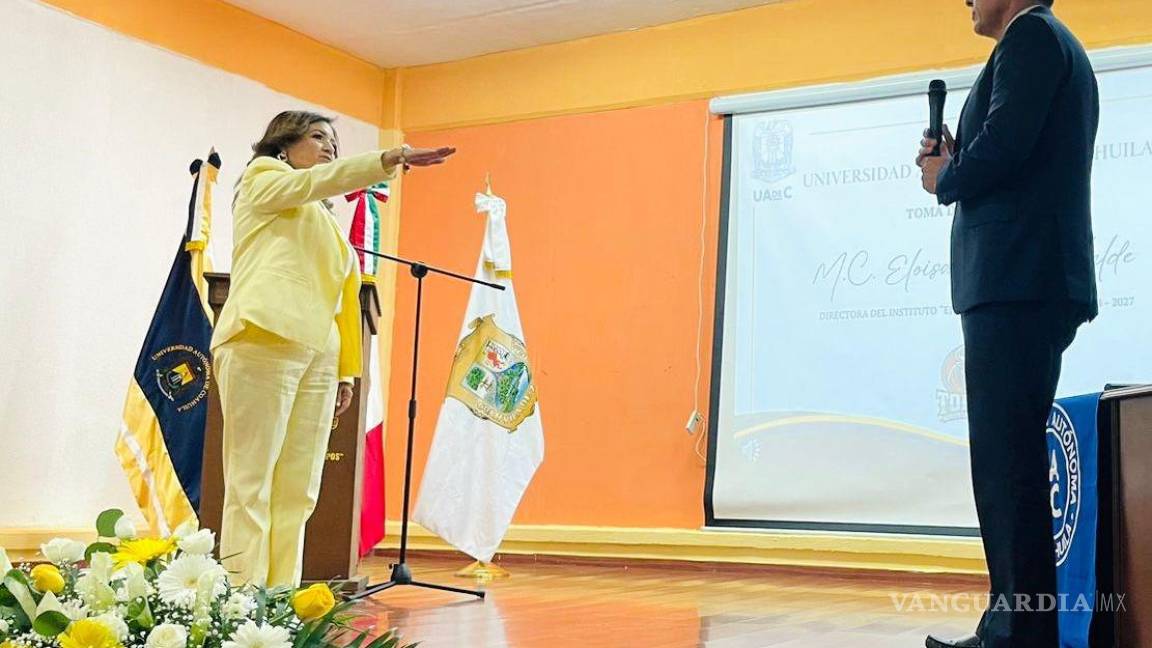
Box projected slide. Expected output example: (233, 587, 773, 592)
(709, 64, 1152, 533)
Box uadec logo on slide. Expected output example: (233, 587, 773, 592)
(1047, 404, 1081, 566)
(751, 120, 796, 202)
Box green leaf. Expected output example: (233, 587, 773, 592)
(296, 623, 320, 648)
(33, 611, 70, 637)
(0, 585, 16, 606)
(95, 509, 125, 538)
(254, 589, 269, 622)
(190, 621, 207, 647)
(4, 569, 30, 588)
(368, 627, 414, 645)
(126, 598, 146, 619)
(365, 631, 401, 648)
(3, 571, 37, 621)
(129, 598, 154, 629)
(0, 603, 31, 630)
(346, 631, 369, 648)
(292, 625, 310, 648)
(85, 542, 118, 562)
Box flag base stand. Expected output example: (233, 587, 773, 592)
(346, 248, 504, 604)
(455, 561, 511, 581)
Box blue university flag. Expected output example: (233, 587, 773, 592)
(1050, 392, 1101, 648)
(115, 151, 219, 535)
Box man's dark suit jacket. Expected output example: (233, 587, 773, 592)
(938, 5, 1099, 318)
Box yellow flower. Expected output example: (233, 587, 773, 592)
(30, 563, 66, 594)
(291, 583, 336, 621)
(111, 537, 176, 568)
(58, 619, 121, 648)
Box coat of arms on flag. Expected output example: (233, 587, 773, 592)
(413, 190, 544, 564)
(446, 314, 537, 432)
(115, 151, 219, 536)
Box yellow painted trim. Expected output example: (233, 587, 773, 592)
(0, 529, 97, 562)
(379, 523, 987, 575)
(380, 69, 403, 132)
(396, 0, 1152, 131)
(0, 529, 96, 550)
(1, 522, 985, 574)
(370, 129, 405, 438)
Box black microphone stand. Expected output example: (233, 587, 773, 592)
(348, 246, 504, 602)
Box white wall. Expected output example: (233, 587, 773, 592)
(0, 0, 379, 529)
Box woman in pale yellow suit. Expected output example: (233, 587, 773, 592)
(211, 111, 454, 587)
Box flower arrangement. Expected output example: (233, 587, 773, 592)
(0, 510, 415, 648)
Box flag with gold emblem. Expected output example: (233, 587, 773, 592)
(413, 191, 544, 563)
(114, 151, 219, 535)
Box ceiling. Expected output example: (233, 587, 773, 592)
(221, 0, 781, 67)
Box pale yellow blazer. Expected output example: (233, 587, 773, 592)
(211, 151, 397, 378)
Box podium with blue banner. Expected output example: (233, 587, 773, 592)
(1051, 385, 1152, 647)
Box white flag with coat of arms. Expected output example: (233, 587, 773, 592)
(412, 191, 544, 563)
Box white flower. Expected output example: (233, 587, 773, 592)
(145, 623, 189, 648)
(61, 599, 90, 621)
(158, 555, 226, 609)
(114, 517, 138, 540)
(115, 562, 153, 601)
(75, 574, 117, 612)
(0, 619, 10, 634)
(222, 592, 257, 620)
(88, 552, 115, 585)
(222, 621, 291, 648)
(40, 538, 87, 564)
(34, 591, 66, 618)
(172, 520, 199, 541)
(177, 529, 215, 556)
(93, 612, 130, 642)
(0, 547, 15, 575)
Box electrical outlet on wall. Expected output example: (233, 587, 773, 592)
(685, 410, 703, 435)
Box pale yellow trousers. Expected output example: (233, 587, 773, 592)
(214, 323, 339, 588)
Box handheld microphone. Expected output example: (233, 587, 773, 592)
(928, 79, 948, 156)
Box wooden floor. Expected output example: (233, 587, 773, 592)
(351, 553, 987, 648)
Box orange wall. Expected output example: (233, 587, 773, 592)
(389, 1, 1152, 533)
(389, 101, 724, 528)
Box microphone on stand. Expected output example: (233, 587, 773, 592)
(927, 79, 948, 156)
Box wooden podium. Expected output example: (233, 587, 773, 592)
(198, 272, 380, 588)
(1098, 385, 1152, 646)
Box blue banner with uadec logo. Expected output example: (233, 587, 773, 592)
(1050, 392, 1100, 648)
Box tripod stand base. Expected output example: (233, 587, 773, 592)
(346, 562, 486, 601)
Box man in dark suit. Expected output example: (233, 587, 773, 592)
(916, 1, 1099, 647)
